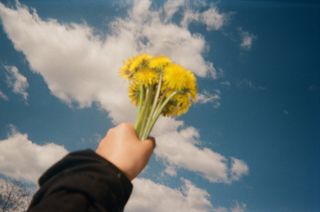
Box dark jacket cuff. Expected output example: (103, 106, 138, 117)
(33, 149, 132, 211)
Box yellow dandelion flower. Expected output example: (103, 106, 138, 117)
(130, 53, 152, 71)
(162, 103, 176, 116)
(128, 82, 140, 105)
(185, 71, 197, 101)
(119, 53, 198, 139)
(119, 58, 134, 79)
(119, 53, 152, 79)
(162, 93, 191, 116)
(148, 56, 171, 70)
(173, 93, 191, 115)
(133, 68, 159, 86)
(163, 63, 192, 90)
(160, 65, 197, 101)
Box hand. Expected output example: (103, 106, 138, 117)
(96, 123, 156, 181)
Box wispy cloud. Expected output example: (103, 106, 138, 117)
(4, 65, 29, 101)
(231, 202, 247, 212)
(230, 158, 249, 181)
(181, 7, 227, 30)
(0, 89, 8, 100)
(220, 81, 231, 87)
(239, 29, 256, 50)
(236, 79, 266, 90)
(162, 165, 177, 176)
(196, 89, 221, 108)
(283, 109, 289, 115)
(308, 84, 320, 91)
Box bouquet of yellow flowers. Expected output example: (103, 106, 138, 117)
(120, 54, 197, 140)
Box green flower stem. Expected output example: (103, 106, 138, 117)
(141, 75, 162, 140)
(134, 80, 178, 140)
(135, 87, 147, 138)
(141, 91, 177, 140)
(144, 87, 155, 137)
(134, 85, 145, 132)
(136, 86, 153, 139)
(137, 88, 149, 138)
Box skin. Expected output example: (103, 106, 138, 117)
(96, 123, 156, 181)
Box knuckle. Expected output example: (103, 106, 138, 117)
(118, 123, 128, 129)
(119, 123, 126, 127)
(118, 123, 133, 131)
(106, 128, 115, 135)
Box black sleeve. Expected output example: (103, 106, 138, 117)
(27, 149, 133, 212)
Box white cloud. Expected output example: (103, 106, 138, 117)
(202, 8, 225, 30)
(0, 1, 248, 183)
(213, 202, 247, 212)
(236, 79, 266, 90)
(239, 30, 256, 50)
(153, 117, 248, 183)
(214, 207, 228, 212)
(0, 127, 68, 182)
(196, 90, 221, 108)
(231, 202, 247, 212)
(163, 0, 185, 21)
(4, 65, 29, 100)
(162, 165, 177, 176)
(230, 158, 249, 181)
(0, 89, 8, 100)
(0, 0, 218, 122)
(181, 7, 226, 30)
(156, 128, 228, 182)
(220, 81, 231, 87)
(127, 178, 248, 212)
(125, 178, 213, 212)
(283, 109, 289, 115)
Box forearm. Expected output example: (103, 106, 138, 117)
(28, 150, 132, 212)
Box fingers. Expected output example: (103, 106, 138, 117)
(117, 123, 138, 138)
(105, 123, 156, 152)
(118, 122, 134, 130)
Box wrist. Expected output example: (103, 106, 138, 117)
(95, 150, 133, 180)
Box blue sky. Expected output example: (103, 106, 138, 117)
(0, 0, 319, 211)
